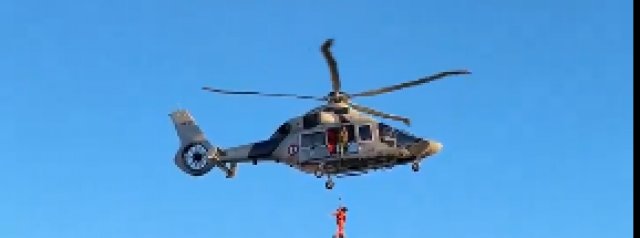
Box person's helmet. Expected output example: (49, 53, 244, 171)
(341, 207, 348, 212)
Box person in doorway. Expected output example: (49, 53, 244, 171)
(337, 126, 349, 157)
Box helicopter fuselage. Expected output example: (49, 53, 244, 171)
(171, 38, 466, 190)
(214, 104, 443, 178)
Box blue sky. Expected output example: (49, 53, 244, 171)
(0, 0, 633, 237)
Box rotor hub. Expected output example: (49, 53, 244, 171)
(326, 91, 350, 104)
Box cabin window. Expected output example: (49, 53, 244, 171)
(311, 131, 325, 146)
(301, 131, 325, 148)
(301, 134, 314, 147)
(346, 124, 355, 141)
(358, 125, 373, 141)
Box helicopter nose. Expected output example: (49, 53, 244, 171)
(427, 141, 443, 155)
(407, 140, 443, 157)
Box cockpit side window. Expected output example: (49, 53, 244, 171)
(377, 122, 422, 146)
(358, 125, 373, 141)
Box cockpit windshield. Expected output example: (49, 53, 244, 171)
(395, 129, 422, 144)
(378, 123, 422, 145)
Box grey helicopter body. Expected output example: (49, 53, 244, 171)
(170, 39, 470, 189)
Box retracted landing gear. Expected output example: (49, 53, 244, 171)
(411, 161, 420, 172)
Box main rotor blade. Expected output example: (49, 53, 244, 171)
(351, 69, 471, 97)
(202, 87, 323, 100)
(321, 39, 341, 93)
(348, 102, 411, 126)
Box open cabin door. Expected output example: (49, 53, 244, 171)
(299, 123, 379, 161)
(326, 127, 338, 154)
(325, 124, 357, 155)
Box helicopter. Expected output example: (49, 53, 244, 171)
(170, 39, 470, 190)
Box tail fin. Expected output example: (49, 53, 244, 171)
(170, 109, 234, 177)
(171, 110, 205, 144)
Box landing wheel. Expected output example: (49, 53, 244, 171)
(325, 179, 335, 190)
(225, 166, 236, 178)
(411, 162, 420, 172)
(315, 163, 326, 178)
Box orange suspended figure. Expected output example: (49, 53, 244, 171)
(332, 205, 348, 238)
